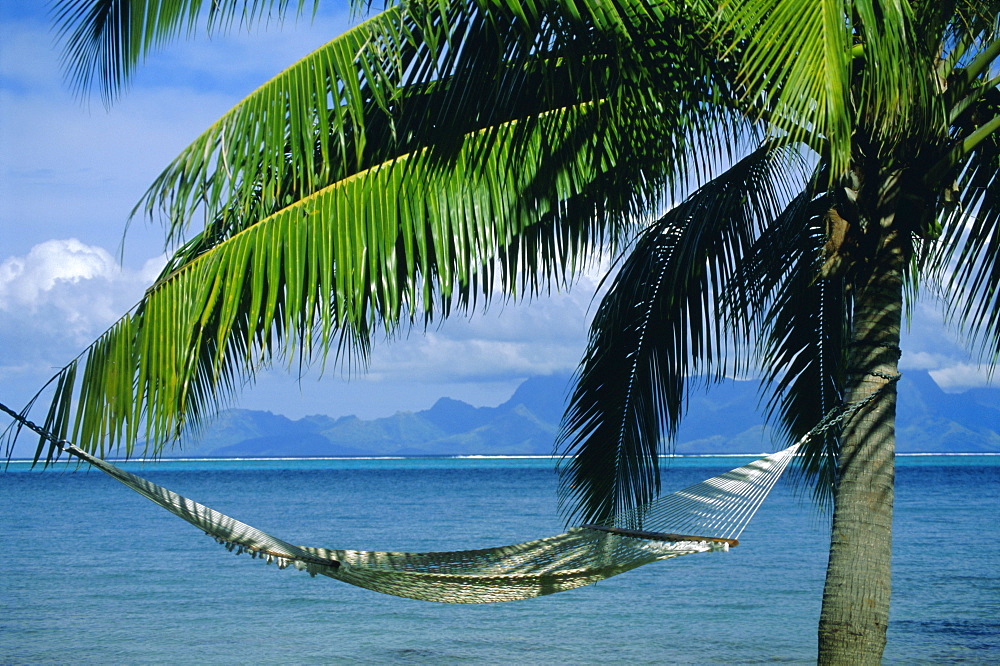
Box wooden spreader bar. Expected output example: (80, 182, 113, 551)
(579, 524, 740, 547)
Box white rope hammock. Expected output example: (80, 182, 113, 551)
(58, 442, 800, 604)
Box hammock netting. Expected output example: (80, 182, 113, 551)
(59, 442, 800, 604)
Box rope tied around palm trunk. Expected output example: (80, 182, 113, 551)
(806, 370, 902, 441)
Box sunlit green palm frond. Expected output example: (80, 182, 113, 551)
(30, 67, 723, 462)
(708, 0, 964, 176)
(133, 2, 420, 245)
(556, 142, 807, 527)
(139, 0, 739, 291)
(52, 0, 318, 103)
(704, 0, 852, 172)
(851, 0, 951, 148)
(29, 0, 756, 462)
(131, 0, 733, 247)
(30, 96, 632, 460)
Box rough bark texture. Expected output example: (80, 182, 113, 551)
(817, 195, 908, 664)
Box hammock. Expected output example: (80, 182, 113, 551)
(57, 442, 800, 604)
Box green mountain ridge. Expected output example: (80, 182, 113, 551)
(172, 370, 1000, 457)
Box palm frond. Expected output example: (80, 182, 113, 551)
(706, 0, 852, 173)
(930, 113, 1000, 366)
(27, 88, 694, 461)
(556, 142, 805, 527)
(760, 260, 850, 505)
(133, 2, 415, 245)
(52, 0, 317, 103)
(852, 0, 949, 147)
(715, 179, 850, 501)
(27, 0, 762, 462)
(135, 0, 740, 247)
(920, 19, 1000, 366)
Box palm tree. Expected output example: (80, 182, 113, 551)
(19, 0, 999, 662)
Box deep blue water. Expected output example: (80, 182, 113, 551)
(2, 455, 997, 664)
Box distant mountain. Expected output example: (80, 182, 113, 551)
(894, 371, 1000, 453)
(171, 370, 999, 457)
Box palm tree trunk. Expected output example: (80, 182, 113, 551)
(817, 208, 908, 663)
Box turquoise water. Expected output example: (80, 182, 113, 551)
(2, 455, 998, 663)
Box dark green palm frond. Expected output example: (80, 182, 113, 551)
(556, 142, 803, 527)
(922, 19, 999, 364)
(718, 182, 848, 500)
(917, 0, 998, 62)
(934, 0, 1000, 66)
(764, 276, 850, 506)
(52, 0, 317, 103)
(929, 119, 1000, 366)
(492, 81, 748, 298)
(720, 169, 823, 325)
(760, 255, 850, 504)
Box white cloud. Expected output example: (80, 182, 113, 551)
(234, 276, 606, 419)
(365, 274, 605, 381)
(0, 240, 164, 410)
(929, 363, 995, 392)
(898, 297, 996, 393)
(367, 315, 584, 383)
(0, 239, 117, 307)
(902, 350, 953, 372)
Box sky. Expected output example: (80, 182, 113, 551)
(0, 2, 994, 457)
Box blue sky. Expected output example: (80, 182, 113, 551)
(0, 2, 993, 456)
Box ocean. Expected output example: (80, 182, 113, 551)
(2, 454, 998, 664)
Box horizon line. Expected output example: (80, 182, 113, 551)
(7, 451, 999, 464)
